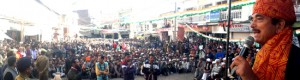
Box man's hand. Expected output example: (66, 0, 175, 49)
(103, 71, 109, 75)
(98, 71, 103, 75)
(230, 56, 258, 80)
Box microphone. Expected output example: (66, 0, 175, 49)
(230, 36, 254, 76)
(239, 36, 254, 58)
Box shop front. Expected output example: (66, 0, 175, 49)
(157, 28, 171, 41)
(211, 23, 252, 39)
(230, 23, 252, 39)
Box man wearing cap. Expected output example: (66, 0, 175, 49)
(211, 59, 221, 79)
(230, 0, 300, 79)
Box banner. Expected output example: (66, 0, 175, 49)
(230, 24, 252, 32)
(185, 24, 244, 42)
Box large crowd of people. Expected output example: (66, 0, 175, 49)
(0, 35, 259, 80)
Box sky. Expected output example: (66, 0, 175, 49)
(40, 0, 180, 22)
(0, 0, 186, 25)
(0, 0, 59, 26)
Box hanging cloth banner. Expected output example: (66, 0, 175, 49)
(184, 24, 244, 42)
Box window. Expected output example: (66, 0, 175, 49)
(220, 11, 227, 20)
(141, 26, 143, 31)
(152, 23, 157, 28)
(230, 10, 242, 19)
(186, 7, 196, 11)
(217, 0, 227, 5)
(238, 12, 241, 18)
(222, 0, 227, 4)
(217, 2, 222, 5)
(204, 4, 212, 8)
(232, 0, 241, 2)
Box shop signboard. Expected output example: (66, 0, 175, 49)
(230, 24, 252, 32)
(210, 11, 220, 22)
(213, 24, 252, 33)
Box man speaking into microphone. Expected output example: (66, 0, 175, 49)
(230, 0, 300, 80)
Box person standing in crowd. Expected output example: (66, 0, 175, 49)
(65, 49, 75, 74)
(3, 56, 17, 80)
(35, 50, 49, 80)
(1, 51, 16, 80)
(0, 51, 4, 66)
(231, 0, 300, 79)
(142, 54, 160, 80)
(25, 45, 31, 59)
(194, 59, 205, 80)
(123, 59, 136, 80)
(121, 52, 130, 76)
(67, 59, 82, 80)
(16, 47, 24, 59)
(90, 56, 97, 79)
(31, 46, 38, 60)
(15, 57, 31, 80)
(95, 55, 109, 80)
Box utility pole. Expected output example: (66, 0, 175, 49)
(21, 20, 24, 43)
(225, 0, 232, 80)
(173, 2, 177, 42)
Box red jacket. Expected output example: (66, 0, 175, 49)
(113, 43, 117, 49)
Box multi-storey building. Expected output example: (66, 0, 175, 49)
(153, 0, 255, 41)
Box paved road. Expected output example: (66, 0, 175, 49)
(111, 73, 194, 80)
(32, 73, 194, 80)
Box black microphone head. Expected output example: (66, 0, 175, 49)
(244, 36, 254, 48)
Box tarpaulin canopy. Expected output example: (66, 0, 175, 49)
(0, 33, 13, 40)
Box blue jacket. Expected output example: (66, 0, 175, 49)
(215, 52, 225, 59)
(123, 65, 136, 80)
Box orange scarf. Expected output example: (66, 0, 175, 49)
(252, 27, 293, 80)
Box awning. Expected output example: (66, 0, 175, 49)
(0, 33, 13, 40)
